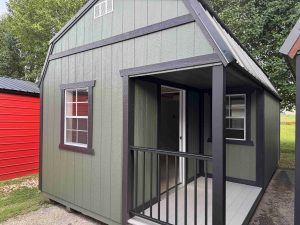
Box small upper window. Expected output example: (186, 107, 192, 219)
(94, 0, 113, 19)
(226, 94, 246, 140)
(60, 81, 95, 154)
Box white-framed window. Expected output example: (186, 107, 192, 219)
(94, 0, 113, 19)
(64, 88, 89, 148)
(226, 94, 246, 141)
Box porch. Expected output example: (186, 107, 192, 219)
(121, 54, 269, 225)
(129, 178, 261, 225)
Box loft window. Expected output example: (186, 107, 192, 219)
(59, 81, 95, 154)
(94, 0, 113, 19)
(226, 94, 246, 140)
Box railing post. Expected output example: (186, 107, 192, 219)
(122, 76, 135, 225)
(295, 53, 300, 225)
(212, 65, 226, 225)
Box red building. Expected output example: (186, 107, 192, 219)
(0, 77, 40, 181)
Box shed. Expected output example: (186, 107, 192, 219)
(280, 16, 300, 225)
(39, 0, 281, 225)
(0, 76, 40, 181)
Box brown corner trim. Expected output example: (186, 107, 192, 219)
(38, 43, 54, 87)
(49, 14, 194, 61)
(38, 82, 43, 191)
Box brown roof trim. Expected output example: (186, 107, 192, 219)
(288, 36, 300, 59)
(280, 17, 300, 59)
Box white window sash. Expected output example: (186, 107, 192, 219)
(64, 88, 89, 148)
(226, 94, 246, 141)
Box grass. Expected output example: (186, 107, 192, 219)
(0, 175, 45, 223)
(280, 114, 295, 169)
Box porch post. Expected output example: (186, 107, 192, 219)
(212, 65, 226, 225)
(122, 76, 135, 225)
(295, 53, 300, 225)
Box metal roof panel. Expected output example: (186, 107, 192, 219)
(0, 76, 39, 94)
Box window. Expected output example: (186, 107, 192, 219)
(94, 0, 113, 19)
(59, 81, 95, 154)
(65, 89, 88, 147)
(226, 94, 246, 140)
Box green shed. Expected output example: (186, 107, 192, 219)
(39, 0, 281, 225)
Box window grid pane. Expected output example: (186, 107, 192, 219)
(65, 88, 89, 147)
(226, 94, 246, 140)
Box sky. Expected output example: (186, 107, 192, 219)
(0, 0, 7, 16)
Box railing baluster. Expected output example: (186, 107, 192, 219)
(143, 151, 145, 215)
(135, 151, 138, 210)
(129, 146, 213, 225)
(157, 154, 161, 220)
(194, 159, 197, 225)
(184, 157, 188, 225)
(205, 160, 208, 225)
(150, 152, 153, 218)
(166, 155, 169, 223)
(175, 156, 178, 225)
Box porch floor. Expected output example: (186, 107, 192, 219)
(129, 177, 262, 225)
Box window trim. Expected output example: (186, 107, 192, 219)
(59, 80, 96, 155)
(226, 94, 246, 141)
(208, 89, 253, 146)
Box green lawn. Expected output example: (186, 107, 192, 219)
(280, 114, 295, 169)
(0, 175, 45, 223)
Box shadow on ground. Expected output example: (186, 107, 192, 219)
(250, 169, 294, 225)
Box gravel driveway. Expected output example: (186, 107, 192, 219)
(250, 169, 295, 225)
(0, 204, 103, 225)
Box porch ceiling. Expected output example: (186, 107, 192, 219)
(151, 66, 259, 90)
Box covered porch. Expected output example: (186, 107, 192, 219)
(122, 53, 267, 225)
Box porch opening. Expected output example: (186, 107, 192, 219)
(128, 65, 263, 225)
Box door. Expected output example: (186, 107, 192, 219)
(159, 85, 186, 192)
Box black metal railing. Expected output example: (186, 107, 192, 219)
(129, 146, 212, 225)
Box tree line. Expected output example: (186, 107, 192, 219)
(0, 0, 299, 109)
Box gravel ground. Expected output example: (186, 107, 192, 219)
(1, 169, 294, 225)
(250, 169, 295, 225)
(0, 204, 103, 225)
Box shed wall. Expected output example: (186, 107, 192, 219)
(52, 0, 190, 54)
(264, 91, 280, 186)
(0, 93, 40, 181)
(133, 80, 158, 206)
(42, 17, 213, 224)
(187, 91, 201, 179)
(204, 92, 257, 182)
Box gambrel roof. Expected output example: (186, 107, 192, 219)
(41, 0, 279, 99)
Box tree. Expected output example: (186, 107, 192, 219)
(5, 0, 86, 81)
(0, 17, 24, 79)
(205, 0, 300, 110)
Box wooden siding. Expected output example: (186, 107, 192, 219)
(0, 93, 39, 181)
(52, 0, 190, 54)
(203, 92, 257, 181)
(264, 91, 280, 186)
(134, 80, 158, 206)
(187, 91, 200, 179)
